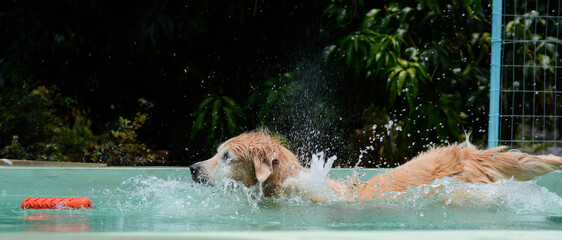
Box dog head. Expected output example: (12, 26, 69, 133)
(189, 132, 303, 194)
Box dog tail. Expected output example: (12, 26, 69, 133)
(460, 143, 562, 182)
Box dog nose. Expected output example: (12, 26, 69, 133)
(189, 163, 202, 182)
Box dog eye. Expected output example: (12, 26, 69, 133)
(222, 152, 231, 161)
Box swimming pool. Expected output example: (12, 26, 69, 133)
(1, 167, 561, 237)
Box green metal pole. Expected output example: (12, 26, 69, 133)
(488, 0, 502, 149)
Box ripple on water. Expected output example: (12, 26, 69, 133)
(90, 153, 562, 228)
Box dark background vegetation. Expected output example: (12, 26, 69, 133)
(0, 0, 558, 166)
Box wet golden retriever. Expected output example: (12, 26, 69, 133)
(189, 132, 562, 201)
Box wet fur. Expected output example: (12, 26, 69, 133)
(190, 132, 562, 201)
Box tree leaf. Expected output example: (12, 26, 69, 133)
(397, 70, 408, 93)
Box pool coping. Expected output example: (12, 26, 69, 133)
(0, 159, 107, 167)
(1, 230, 562, 240)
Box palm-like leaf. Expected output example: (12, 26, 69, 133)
(246, 73, 301, 125)
(190, 94, 243, 141)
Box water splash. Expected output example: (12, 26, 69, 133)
(377, 177, 562, 215)
(283, 152, 341, 202)
(96, 175, 264, 218)
(0, 159, 13, 166)
(77, 171, 562, 231)
(98, 168, 562, 218)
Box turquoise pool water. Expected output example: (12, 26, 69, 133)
(0, 168, 561, 232)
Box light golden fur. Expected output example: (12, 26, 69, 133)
(190, 132, 562, 201)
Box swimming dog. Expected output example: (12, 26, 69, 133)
(189, 132, 562, 201)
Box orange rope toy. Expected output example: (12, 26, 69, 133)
(20, 197, 93, 209)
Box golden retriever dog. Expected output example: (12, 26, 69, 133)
(189, 131, 562, 202)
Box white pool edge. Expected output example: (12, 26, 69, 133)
(1, 230, 562, 240)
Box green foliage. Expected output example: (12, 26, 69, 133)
(326, 4, 431, 110)
(52, 110, 102, 162)
(0, 85, 74, 161)
(88, 113, 156, 166)
(386, 55, 428, 108)
(191, 94, 244, 144)
(504, 12, 561, 78)
(323, 0, 492, 163)
(500, 6, 562, 152)
(0, 85, 104, 162)
(246, 72, 303, 126)
(3, 0, 559, 167)
(323, 0, 365, 31)
(0, 84, 156, 165)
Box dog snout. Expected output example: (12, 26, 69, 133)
(189, 162, 206, 183)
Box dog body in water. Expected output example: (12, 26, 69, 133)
(190, 132, 562, 201)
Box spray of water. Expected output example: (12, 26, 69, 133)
(95, 175, 265, 218)
(93, 169, 562, 221)
(371, 176, 562, 215)
(283, 151, 342, 202)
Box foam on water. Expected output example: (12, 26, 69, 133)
(78, 169, 562, 231)
(94, 175, 265, 218)
(83, 152, 343, 219)
(283, 151, 342, 202)
(5, 167, 562, 232)
(374, 177, 562, 215)
(92, 154, 562, 219)
(50, 152, 558, 231)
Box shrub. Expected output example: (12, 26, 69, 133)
(0, 85, 156, 165)
(0, 85, 71, 161)
(86, 113, 156, 166)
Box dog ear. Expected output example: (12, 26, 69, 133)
(254, 157, 273, 183)
(253, 148, 278, 183)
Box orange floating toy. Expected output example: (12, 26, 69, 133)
(20, 197, 93, 209)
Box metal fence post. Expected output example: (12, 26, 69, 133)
(488, 0, 502, 149)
